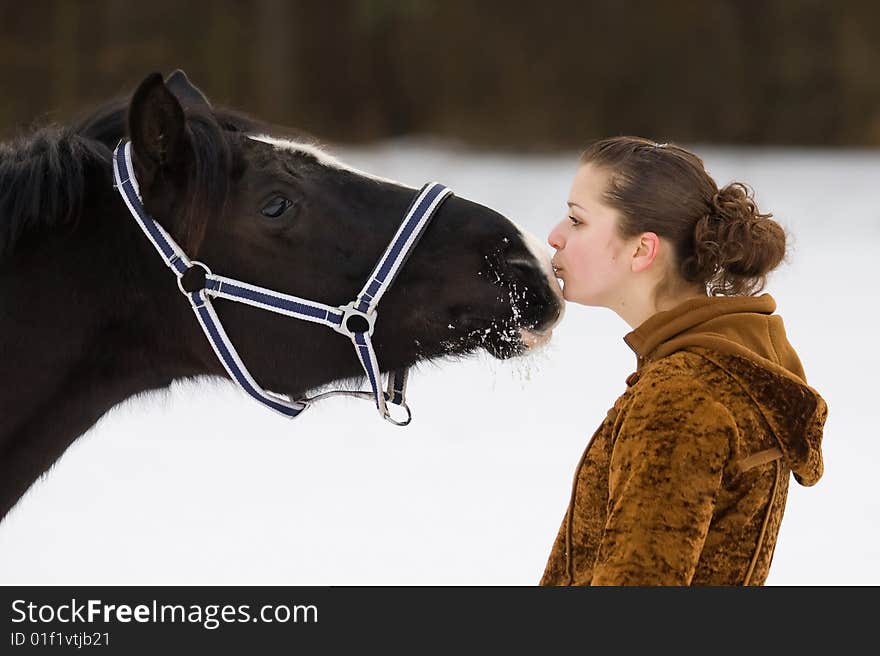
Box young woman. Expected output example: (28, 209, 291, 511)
(541, 137, 827, 586)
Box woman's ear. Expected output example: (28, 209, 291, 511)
(631, 232, 661, 273)
(128, 72, 186, 188)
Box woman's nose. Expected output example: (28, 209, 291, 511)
(548, 223, 564, 250)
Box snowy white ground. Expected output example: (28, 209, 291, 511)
(0, 142, 876, 585)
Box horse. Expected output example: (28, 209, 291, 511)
(0, 70, 563, 522)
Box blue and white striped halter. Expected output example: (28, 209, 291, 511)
(112, 140, 453, 425)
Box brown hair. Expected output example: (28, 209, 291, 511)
(580, 136, 787, 298)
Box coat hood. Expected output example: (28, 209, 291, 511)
(623, 294, 827, 486)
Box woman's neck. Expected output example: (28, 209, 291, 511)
(614, 288, 708, 330)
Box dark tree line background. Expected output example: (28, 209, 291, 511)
(1, 0, 879, 149)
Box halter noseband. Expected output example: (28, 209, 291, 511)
(112, 140, 453, 426)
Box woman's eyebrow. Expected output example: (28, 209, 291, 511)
(567, 201, 587, 211)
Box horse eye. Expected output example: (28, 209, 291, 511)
(261, 196, 292, 218)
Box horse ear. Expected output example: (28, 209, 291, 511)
(165, 69, 211, 109)
(128, 72, 186, 185)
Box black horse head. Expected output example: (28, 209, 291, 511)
(0, 71, 562, 520)
(123, 71, 563, 394)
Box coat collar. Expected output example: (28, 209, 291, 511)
(623, 293, 777, 363)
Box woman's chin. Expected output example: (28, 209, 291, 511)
(560, 284, 602, 308)
(560, 284, 576, 303)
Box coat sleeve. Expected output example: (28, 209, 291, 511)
(590, 376, 735, 585)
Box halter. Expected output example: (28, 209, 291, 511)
(112, 140, 453, 426)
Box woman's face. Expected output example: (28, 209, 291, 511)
(547, 163, 635, 307)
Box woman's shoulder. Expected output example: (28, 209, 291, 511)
(620, 348, 784, 440)
(619, 350, 745, 425)
(630, 350, 726, 392)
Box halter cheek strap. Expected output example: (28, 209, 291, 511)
(112, 140, 453, 425)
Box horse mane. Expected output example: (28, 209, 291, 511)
(73, 98, 265, 147)
(1, 98, 264, 259)
(0, 126, 111, 257)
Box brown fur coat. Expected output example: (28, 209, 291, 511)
(540, 294, 827, 586)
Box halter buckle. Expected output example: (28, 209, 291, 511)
(334, 301, 377, 338)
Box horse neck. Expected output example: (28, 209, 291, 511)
(0, 183, 213, 521)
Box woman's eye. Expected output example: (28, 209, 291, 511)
(261, 196, 292, 218)
(568, 215, 580, 226)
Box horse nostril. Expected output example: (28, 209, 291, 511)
(504, 257, 539, 272)
(494, 258, 535, 283)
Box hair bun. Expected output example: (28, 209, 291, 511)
(710, 182, 758, 225)
(691, 182, 787, 295)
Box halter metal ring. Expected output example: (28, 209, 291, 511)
(177, 260, 213, 295)
(382, 401, 412, 427)
(333, 301, 378, 337)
